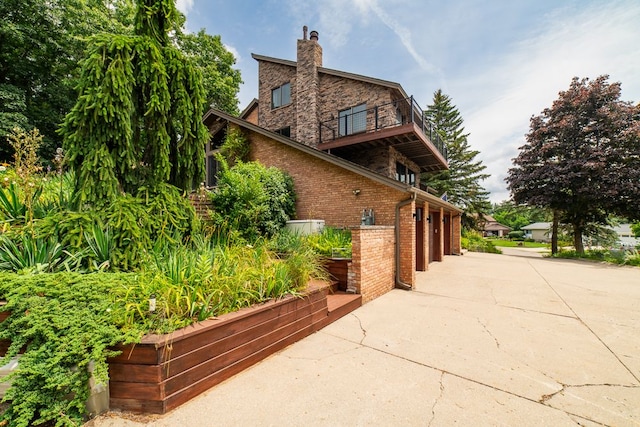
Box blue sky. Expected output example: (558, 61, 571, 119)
(177, 0, 640, 203)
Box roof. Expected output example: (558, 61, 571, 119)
(239, 98, 258, 120)
(521, 222, 552, 230)
(203, 108, 462, 214)
(484, 222, 511, 232)
(251, 53, 409, 99)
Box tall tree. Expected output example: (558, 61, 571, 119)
(176, 29, 242, 115)
(507, 75, 640, 254)
(1, 0, 241, 164)
(0, 0, 134, 163)
(423, 89, 490, 229)
(59, 0, 209, 206)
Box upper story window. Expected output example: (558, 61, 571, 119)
(338, 103, 367, 136)
(395, 162, 416, 186)
(275, 126, 291, 137)
(271, 83, 291, 109)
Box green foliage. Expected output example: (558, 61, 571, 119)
(218, 126, 250, 166)
(461, 230, 501, 254)
(507, 76, 640, 254)
(423, 90, 490, 228)
(303, 227, 352, 258)
(34, 184, 198, 271)
(490, 200, 550, 231)
(175, 29, 242, 114)
(0, 234, 66, 274)
(0, 273, 144, 427)
(59, 0, 208, 207)
(554, 248, 640, 267)
(507, 230, 525, 240)
(211, 161, 296, 240)
(631, 222, 640, 238)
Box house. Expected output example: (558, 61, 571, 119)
(479, 215, 511, 237)
(203, 27, 462, 302)
(612, 224, 640, 248)
(522, 222, 552, 242)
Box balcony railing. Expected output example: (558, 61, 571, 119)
(319, 96, 447, 161)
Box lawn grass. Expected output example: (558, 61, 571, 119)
(487, 239, 549, 248)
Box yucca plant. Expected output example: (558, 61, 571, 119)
(0, 182, 28, 223)
(0, 234, 65, 273)
(84, 225, 114, 271)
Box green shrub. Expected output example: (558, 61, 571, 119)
(462, 230, 502, 254)
(507, 230, 524, 240)
(210, 161, 295, 240)
(0, 273, 144, 427)
(304, 227, 352, 258)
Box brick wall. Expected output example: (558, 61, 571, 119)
(249, 131, 409, 227)
(452, 214, 462, 255)
(398, 200, 416, 285)
(351, 226, 396, 303)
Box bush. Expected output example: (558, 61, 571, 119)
(210, 161, 295, 240)
(507, 230, 524, 240)
(462, 230, 501, 254)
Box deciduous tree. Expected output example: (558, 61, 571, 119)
(507, 75, 640, 254)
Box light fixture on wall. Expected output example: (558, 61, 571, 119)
(352, 189, 361, 196)
(427, 215, 432, 223)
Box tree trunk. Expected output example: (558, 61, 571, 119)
(573, 224, 584, 254)
(551, 210, 559, 255)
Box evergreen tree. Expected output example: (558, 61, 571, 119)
(423, 89, 490, 228)
(59, 0, 209, 207)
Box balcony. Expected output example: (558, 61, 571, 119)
(318, 96, 448, 172)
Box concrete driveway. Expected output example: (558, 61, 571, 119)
(90, 251, 640, 427)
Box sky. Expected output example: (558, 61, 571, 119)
(177, 0, 640, 203)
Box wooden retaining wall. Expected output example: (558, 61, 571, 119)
(108, 283, 330, 414)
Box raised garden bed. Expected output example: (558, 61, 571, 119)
(108, 281, 333, 414)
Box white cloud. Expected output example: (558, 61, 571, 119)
(454, 1, 640, 202)
(175, 0, 194, 14)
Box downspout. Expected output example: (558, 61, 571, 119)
(395, 191, 416, 290)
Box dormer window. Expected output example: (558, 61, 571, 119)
(271, 83, 291, 109)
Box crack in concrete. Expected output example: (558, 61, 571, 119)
(528, 260, 640, 384)
(428, 371, 445, 427)
(539, 382, 640, 404)
(477, 317, 500, 349)
(350, 313, 367, 345)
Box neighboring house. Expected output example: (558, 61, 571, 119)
(522, 222, 552, 242)
(479, 215, 511, 237)
(203, 28, 462, 302)
(613, 224, 640, 248)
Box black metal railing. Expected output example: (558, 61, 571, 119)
(319, 96, 447, 161)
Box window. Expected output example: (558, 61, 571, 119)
(271, 83, 291, 109)
(205, 129, 226, 187)
(395, 162, 416, 186)
(338, 103, 367, 136)
(275, 126, 291, 137)
(206, 155, 220, 187)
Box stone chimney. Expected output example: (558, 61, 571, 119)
(296, 26, 322, 146)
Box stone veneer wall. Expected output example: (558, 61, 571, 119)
(256, 62, 297, 138)
(296, 37, 322, 145)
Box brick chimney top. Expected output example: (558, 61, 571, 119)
(303, 26, 308, 40)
